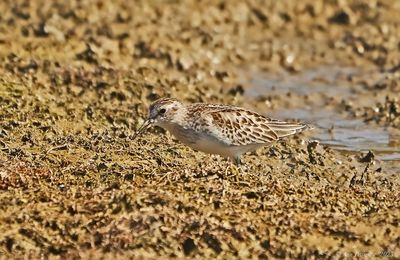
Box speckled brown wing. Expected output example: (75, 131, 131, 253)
(186, 103, 306, 146)
(262, 118, 309, 138)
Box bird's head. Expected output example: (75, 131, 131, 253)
(147, 98, 182, 126)
(132, 97, 183, 140)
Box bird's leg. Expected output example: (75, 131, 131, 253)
(234, 156, 241, 167)
(225, 156, 245, 179)
(233, 156, 256, 178)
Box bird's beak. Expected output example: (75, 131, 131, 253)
(131, 118, 153, 140)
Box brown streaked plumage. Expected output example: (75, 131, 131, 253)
(133, 97, 311, 165)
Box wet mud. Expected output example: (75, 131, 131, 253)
(0, 0, 399, 258)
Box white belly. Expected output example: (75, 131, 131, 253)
(160, 123, 265, 159)
(192, 138, 263, 158)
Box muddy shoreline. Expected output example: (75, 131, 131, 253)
(1, 0, 399, 258)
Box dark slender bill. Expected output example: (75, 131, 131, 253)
(131, 119, 152, 140)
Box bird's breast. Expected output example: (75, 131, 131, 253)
(163, 124, 232, 156)
(160, 123, 263, 158)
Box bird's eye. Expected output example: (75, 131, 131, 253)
(159, 108, 166, 114)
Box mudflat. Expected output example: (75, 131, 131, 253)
(0, 0, 399, 258)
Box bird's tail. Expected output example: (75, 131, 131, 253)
(267, 119, 313, 138)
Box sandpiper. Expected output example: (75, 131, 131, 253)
(133, 97, 311, 165)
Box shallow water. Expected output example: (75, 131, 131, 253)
(274, 107, 400, 161)
(244, 65, 361, 97)
(244, 66, 400, 161)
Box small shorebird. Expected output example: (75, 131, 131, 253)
(133, 98, 311, 165)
